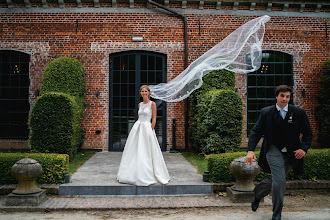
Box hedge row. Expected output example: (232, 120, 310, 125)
(207, 148, 330, 183)
(0, 153, 69, 184)
(29, 92, 80, 158)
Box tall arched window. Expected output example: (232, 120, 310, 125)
(247, 50, 293, 136)
(0, 50, 30, 139)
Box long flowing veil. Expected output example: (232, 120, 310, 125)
(149, 15, 270, 102)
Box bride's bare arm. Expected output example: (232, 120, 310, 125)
(151, 101, 157, 130)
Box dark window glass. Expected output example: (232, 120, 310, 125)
(0, 50, 30, 139)
(247, 51, 293, 136)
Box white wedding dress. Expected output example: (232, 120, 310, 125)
(117, 101, 170, 186)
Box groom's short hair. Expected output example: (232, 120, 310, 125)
(275, 85, 293, 97)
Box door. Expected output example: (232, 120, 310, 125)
(109, 51, 167, 151)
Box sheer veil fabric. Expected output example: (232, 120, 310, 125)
(149, 15, 271, 102)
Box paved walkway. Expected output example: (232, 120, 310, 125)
(67, 152, 205, 185)
(59, 152, 213, 196)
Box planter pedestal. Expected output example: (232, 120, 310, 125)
(5, 158, 45, 206)
(226, 156, 262, 203)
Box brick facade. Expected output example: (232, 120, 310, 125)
(0, 2, 329, 150)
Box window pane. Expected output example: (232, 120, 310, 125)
(121, 84, 127, 96)
(266, 88, 274, 98)
(256, 87, 266, 97)
(148, 56, 155, 70)
(266, 76, 274, 86)
(129, 71, 135, 83)
(129, 55, 135, 70)
(275, 75, 283, 86)
(156, 57, 163, 70)
(141, 55, 147, 70)
(113, 57, 120, 70)
(284, 63, 292, 74)
(121, 71, 127, 83)
(261, 53, 271, 62)
(284, 75, 292, 85)
(248, 88, 257, 98)
(248, 75, 256, 86)
(275, 63, 284, 74)
(113, 71, 120, 83)
(141, 71, 147, 84)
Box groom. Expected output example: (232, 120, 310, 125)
(245, 85, 312, 220)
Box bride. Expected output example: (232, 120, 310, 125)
(117, 85, 170, 186)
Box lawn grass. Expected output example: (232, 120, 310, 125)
(181, 152, 208, 174)
(68, 151, 96, 176)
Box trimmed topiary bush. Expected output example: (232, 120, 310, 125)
(0, 153, 69, 184)
(190, 70, 238, 154)
(207, 148, 330, 183)
(315, 60, 330, 148)
(29, 92, 80, 158)
(40, 57, 86, 120)
(192, 89, 243, 154)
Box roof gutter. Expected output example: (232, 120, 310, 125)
(147, 0, 189, 151)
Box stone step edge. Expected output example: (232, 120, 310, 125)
(58, 184, 214, 196)
(1, 180, 329, 195)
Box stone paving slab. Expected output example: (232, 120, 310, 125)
(0, 195, 272, 212)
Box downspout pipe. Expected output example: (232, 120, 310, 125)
(147, 0, 189, 151)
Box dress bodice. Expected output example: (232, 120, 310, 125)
(138, 101, 152, 122)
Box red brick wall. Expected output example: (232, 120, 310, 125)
(0, 6, 329, 150)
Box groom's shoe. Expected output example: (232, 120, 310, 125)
(251, 197, 261, 212)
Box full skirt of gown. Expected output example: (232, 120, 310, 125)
(117, 114, 170, 186)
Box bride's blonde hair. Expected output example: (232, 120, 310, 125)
(140, 85, 151, 98)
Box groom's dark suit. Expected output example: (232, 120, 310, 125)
(247, 104, 312, 176)
(247, 103, 312, 220)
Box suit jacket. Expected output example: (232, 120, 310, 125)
(247, 104, 313, 175)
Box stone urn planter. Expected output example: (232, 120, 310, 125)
(11, 158, 43, 195)
(226, 156, 261, 203)
(229, 156, 260, 192)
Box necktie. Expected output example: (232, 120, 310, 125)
(280, 109, 286, 119)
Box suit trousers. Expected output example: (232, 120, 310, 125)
(254, 145, 291, 220)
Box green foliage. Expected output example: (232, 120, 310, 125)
(30, 57, 87, 158)
(207, 149, 330, 183)
(29, 92, 80, 158)
(40, 57, 86, 101)
(315, 60, 330, 148)
(192, 89, 243, 154)
(0, 153, 69, 184)
(190, 69, 241, 154)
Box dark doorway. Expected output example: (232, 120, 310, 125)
(109, 51, 167, 151)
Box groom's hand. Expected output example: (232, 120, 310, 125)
(245, 151, 257, 165)
(294, 149, 306, 159)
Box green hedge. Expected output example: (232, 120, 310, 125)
(29, 92, 80, 158)
(192, 89, 243, 154)
(315, 60, 330, 148)
(40, 57, 86, 112)
(207, 149, 330, 183)
(0, 153, 69, 184)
